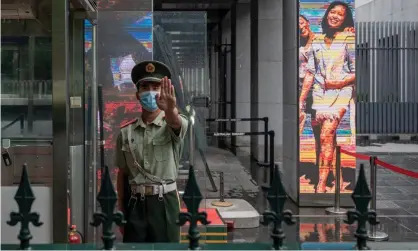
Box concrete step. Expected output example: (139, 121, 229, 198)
(201, 199, 259, 229)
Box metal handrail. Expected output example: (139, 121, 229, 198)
(1, 114, 24, 132)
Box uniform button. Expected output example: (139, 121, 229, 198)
(145, 161, 149, 164)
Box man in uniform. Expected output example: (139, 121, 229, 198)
(115, 60, 189, 243)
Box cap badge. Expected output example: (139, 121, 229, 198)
(145, 63, 155, 73)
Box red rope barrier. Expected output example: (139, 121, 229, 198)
(375, 159, 418, 179)
(339, 147, 418, 179)
(340, 148, 370, 161)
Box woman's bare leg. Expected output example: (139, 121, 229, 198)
(332, 109, 347, 191)
(311, 113, 321, 167)
(317, 119, 333, 193)
(317, 109, 345, 193)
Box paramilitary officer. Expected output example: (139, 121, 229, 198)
(115, 60, 188, 243)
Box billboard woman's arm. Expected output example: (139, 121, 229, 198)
(325, 35, 356, 90)
(299, 72, 314, 111)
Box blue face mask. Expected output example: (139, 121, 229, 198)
(139, 91, 159, 112)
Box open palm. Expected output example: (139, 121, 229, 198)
(156, 77, 176, 111)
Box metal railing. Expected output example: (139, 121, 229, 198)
(2, 113, 390, 250)
(206, 117, 269, 164)
(206, 130, 275, 189)
(356, 21, 418, 134)
(0, 80, 52, 98)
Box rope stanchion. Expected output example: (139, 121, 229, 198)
(325, 146, 347, 215)
(211, 172, 233, 207)
(375, 159, 418, 179)
(367, 156, 389, 242)
(337, 146, 418, 241)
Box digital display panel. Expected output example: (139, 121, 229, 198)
(299, 0, 356, 194)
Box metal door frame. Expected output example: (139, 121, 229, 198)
(51, 0, 70, 242)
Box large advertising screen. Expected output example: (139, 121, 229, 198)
(299, 0, 356, 194)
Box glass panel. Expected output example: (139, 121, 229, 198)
(89, 8, 209, 244)
(153, 11, 208, 154)
(153, 11, 210, 244)
(83, 18, 96, 243)
(92, 6, 153, 243)
(68, 17, 88, 242)
(1, 20, 53, 243)
(1, 37, 52, 139)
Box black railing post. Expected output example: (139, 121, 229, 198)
(263, 117, 269, 163)
(261, 164, 295, 250)
(90, 165, 126, 250)
(20, 114, 25, 134)
(367, 156, 388, 241)
(345, 164, 379, 250)
(269, 130, 275, 186)
(7, 164, 43, 250)
(260, 130, 274, 190)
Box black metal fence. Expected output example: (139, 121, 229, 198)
(4, 162, 382, 250)
(356, 21, 418, 134)
(2, 120, 383, 250)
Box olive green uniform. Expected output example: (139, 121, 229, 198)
(115, 111, 188, 243)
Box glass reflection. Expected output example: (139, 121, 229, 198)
(89, 10, 208, 244)
(1, 15, 52, 245)
(1, 37, 52, 139)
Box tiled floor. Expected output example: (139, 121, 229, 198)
(184, 142, 418, 243)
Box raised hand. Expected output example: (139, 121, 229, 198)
(344, 27, 355, 33)
(156, 77, 176, 112)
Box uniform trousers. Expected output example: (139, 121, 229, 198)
(123, 190, 181, 243)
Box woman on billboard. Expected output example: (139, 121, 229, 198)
(299, 1, 355, 193)
(299, 15, 321, 167)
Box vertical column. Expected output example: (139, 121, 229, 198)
(216, 23, 224, 148)
(234, 2, 252, 154)
(230, 2, 237, 154)
(209, 28, 219, 120)
(256, 0, 283, 163)
(28, 37, 35, 133)
(250, 0, 259, 158)
(89, 21, 99, 243)
(69, 14, 87, 240)
(282, 0, 299, 202)
(52, 0, 70, 243)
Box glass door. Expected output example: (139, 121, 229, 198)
(1, 24, 53, 244)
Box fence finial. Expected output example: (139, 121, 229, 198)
(345, 164, 379, 250)
(261, 164, 295, 250)
(178, 164, 210, 250)
(91, 165, 126, 250)
(7, 164, 43, 250)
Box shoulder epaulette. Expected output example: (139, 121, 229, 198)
(120, 118, 138, 128)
